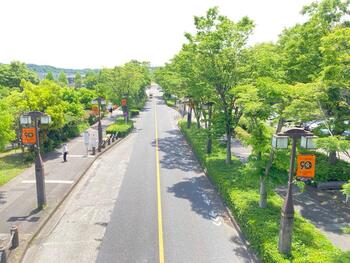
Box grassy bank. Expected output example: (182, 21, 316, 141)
(179, 121, 349, 263)
(0, 149, 32, 186)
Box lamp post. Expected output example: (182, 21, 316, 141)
(92, 97, 106, 152)
(272, 128, 316, 254)
(203, 102, 214, 154)
(20, 111, 51, 210)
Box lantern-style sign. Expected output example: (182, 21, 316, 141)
(121, 99, 127, 106)
(40, 115, 51, 124)
(20, 115, 32, 125)
(272, 135, 289, 149)
(300, 136, 317, 149)
(296, 154, 316, 178)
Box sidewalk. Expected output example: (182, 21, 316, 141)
(0, 110, 121, 262)
(231, 139, 350, 251)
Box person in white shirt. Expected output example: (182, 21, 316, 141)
(62, 143, 68, 162)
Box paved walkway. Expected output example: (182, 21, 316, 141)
(0, 110, 121, 261)
(231, 139, 350, 251)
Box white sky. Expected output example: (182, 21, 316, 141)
(0, 0, 314, 69)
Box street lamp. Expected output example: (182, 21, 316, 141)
(203, 101, 215, 154)
(272, 128, 315, 254)
(20, 111, 51, 210)
(92, 97, 106, 152)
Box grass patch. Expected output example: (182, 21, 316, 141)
(0, 152, 32, 186)
(179, 121, 347, 263)
(106, 117, 133, 137)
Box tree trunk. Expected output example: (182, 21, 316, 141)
(329, 151, 337, 165)
(226, 128, 232, 164)
(196, 116, 201, 129)
(187, 106, 192, 129)
(260, 118, 284, 208)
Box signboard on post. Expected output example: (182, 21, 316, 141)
(296, 154, 316, 178)
(121, 98, 127, 106)
(92, 105, 99, 116)
(22, 127, 37, 145)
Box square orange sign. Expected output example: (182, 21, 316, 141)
(296, 154, 316, 178)
(22, 127, 37, 145)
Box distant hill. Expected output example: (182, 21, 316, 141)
(27, 64, 99, 79)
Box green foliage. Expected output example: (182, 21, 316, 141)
(342, 180, 350, 197)
(106, 117, 133, 137)
(0, 61, 39, 88)
(316, 136, 350, 154)
(58, 71, 68, 87)
(74, 72, 83, 89)
(45, 71, 54, 81)
(179, 121, 345, 262)
(0, 99, 15, 150)
(312, 152, 350, 182)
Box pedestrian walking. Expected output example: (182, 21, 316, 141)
(62, 143, 68, 162)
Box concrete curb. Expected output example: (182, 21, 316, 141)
(177, 123, 260, 263)
(17, 132, 133, 263)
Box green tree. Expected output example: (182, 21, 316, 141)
(58, 71, 68, 87)
(0, 61, 39, 89)
(84, 70, 98, 89)
(0, 99, 15, 150)
(186, 7, 254, 163)
(45, 71, 55, 81)
(74, 72, 83, 89)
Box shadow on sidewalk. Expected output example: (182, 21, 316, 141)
(0, 191, 6, 205)
(7, 207, 41, 223)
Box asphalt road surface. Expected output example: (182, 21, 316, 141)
(24, 85, 257, 263)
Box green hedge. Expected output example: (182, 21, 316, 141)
(130, 108, 140, 117)
(106, 117, 133, 137)
(179, 121, 349, 263)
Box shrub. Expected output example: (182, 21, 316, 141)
(106, 118, 133, 137)
(130, 108, 140, 117)
(179, 121, 345, 263)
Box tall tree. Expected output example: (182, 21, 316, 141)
(186, 7, 254, 163)
(45, 71, 54, 81)
(74, 72, 83, 89)
(58, 71, 68, 87)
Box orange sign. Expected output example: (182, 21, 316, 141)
(121, 99, 127, 106)
(296, 154, 316, 178)
(22, 127, 36, 145)
(92, 105, 99, 115)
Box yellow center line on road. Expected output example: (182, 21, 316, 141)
(154, 100, 165, 263)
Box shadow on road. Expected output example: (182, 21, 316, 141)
(152, 130, 202, 173)
(167, 176, 227, 221)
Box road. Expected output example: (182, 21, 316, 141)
(23, 85, 257, 263)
